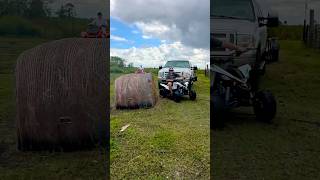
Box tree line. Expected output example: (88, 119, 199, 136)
(0, 0, 76, 18)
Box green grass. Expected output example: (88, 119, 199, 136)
(268, 25, 303, 40)
(0, 37, 106, 179)
(0, 16, 89, 39)
(212, 41, 320, 179)
(110, 71, 210, 179)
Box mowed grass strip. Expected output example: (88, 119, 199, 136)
(212, 41, 320, 179)
(110, 72, 210, 179)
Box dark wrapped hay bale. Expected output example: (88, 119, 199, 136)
(15, 38, 108, 151)
(115, 73, 158, 109)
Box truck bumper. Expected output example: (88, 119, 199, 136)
(211, 49, 257, 67)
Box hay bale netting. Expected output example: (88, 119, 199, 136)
(15, 38, 108, 151)
(115, 73, 158, 109)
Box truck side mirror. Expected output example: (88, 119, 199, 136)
(267, 16, 279, 27)
(193, 66, 198, 70)
(266, 10, 279, 27)
(258, 15, 279, 28)
(159, 66, 162, 70)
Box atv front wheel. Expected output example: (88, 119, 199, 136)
(189, 90, 197, 100)
(159, 89, 167, 98)
(253, 90, 277, 123)
(172, 91, 181, 103)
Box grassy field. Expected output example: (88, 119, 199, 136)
(212, 41, 320, 179)
(110, 70, 210, 179)
(2, 36, 320, 179)
(0, 37, 106, 179)
(268, 25, 303, 40)
(0, 16, 89, 39)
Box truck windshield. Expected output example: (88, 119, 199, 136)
(211, 0, 255, 21)
(164, 61, 190, 68)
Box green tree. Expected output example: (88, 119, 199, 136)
(27, 0, 47, 17)
(56, 3, 75, 18)
(111, 56, 126, 68)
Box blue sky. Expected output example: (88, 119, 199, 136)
(110, 17, 163, 49)
(110, 0, 210, 69)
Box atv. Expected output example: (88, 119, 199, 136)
(211, 50, 277, 128)
(159, 77, 196, 102)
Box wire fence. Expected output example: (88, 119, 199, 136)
(304, 9, 320, 49)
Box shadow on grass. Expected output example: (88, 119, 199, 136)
(212, 107, 278, 130)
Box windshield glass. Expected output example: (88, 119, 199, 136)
(211, 0, 255, 21)
(164, 61, 190, 68)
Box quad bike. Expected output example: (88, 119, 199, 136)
(159, 77, 196, 102)
(211, 50, 277, 128)
(81, 24, 110, 38)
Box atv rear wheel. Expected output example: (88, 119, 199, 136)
(253, 90, 277, 123)
(189, 90, 197, 100)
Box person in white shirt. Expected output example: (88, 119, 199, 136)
(91, 12, 108, 36)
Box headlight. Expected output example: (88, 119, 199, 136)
(182, 72, 191, 79)
(237, 34, 255, 48)
(158, 72, 164, 79)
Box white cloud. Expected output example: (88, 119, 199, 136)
(110, 35, 128, 42)
(132, 30, 140, 34)
(142, 35, 152, 39)
(111, 0, 210, 49)
(110, 0, 209, 68)
(111, 42, 209, 69)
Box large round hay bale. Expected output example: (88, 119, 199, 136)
(115, 73, 158, 109)
(15, 38, 108, 151)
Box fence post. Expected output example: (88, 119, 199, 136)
(308, 9, 315, 48)
(317, 25, 320, 49)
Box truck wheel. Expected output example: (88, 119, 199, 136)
(189, 90, 196, 100)
(253, 90, 277, 123)
(249, 70, 261, 92)
(272, 49, 279, 62)
(211, 95, 226, 128)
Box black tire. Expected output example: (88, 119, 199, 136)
(173, 91, 181, 103)
(189, 90, 197, 100)
(159, 89, 166, 98)
(260, 62, 266, 76)
(272, 50, 279, 62)
(253, 90, 277, 123)
(211, 95, 226, 128)
(174, 95, 181, 103)
(249, 70, 261, 92)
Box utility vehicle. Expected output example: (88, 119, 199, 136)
(211, 50, 276, 127)
(158, 60, 197, 102)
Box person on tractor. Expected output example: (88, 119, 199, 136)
(166, 67, 182, 96)
(90, 12, 108, 37)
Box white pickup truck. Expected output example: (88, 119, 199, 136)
(158, 60, 197, 84)
(211, 0, 279, 73)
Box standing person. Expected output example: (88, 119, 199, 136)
(91, 12, 108, 36)
(136, 65, 145, 74)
